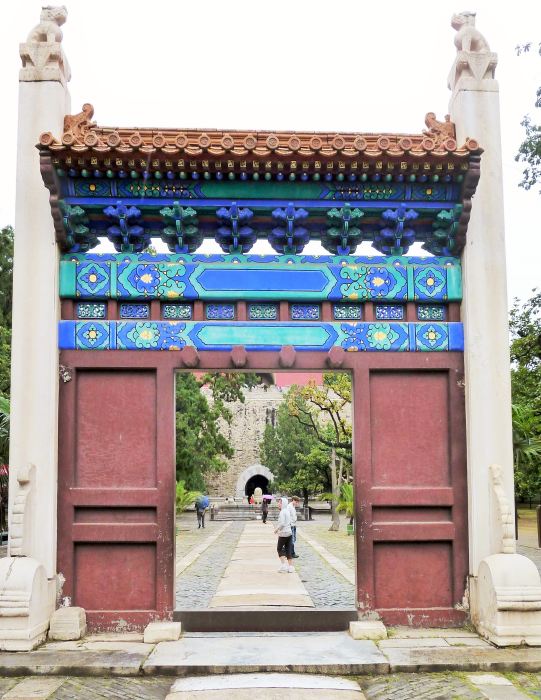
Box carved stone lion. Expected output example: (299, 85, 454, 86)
(451, 12, 490, 53)
(26, 5, 68, 43)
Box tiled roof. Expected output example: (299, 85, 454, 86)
(38, 104, 481, 167)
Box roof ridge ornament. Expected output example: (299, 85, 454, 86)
(19, 5, 71, 85)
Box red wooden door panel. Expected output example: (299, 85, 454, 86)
(58, 356, 176, 630)
(58, 350, 466, 630)
(354, 365, 468, 626)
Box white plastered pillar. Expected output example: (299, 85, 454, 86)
(0, 10, 71, 650)
(448, 17, 541, 645)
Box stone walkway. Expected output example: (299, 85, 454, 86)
(175, 521, 245, 609)
(0, 671, 538, 698)
(175, 516, 355, 609)
(210, 522, 314, 608)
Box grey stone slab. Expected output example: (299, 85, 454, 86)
(3, 677, 66, 698)
(378, 638, 450, 649)
(83, 633, 144, 643)
(143, 634, 388, 675)
(0, 650, 149, 677)
(447, 637, 493, 647)
(169, 673, 363, 690)
(473, 686, 530, 699)
(166, 690, 363, 699)
(381, 646, 541, 673)
(388, 626, 479, 638)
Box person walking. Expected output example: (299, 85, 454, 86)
(261, 497, 269, 524)
(274, 497, 294, 573)
(195, 494, 209, 529)
(288, 496, 300, 558)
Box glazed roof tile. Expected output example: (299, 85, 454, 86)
(38, 104, 481, 166)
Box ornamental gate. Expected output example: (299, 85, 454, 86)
(42, 112, 477, 630)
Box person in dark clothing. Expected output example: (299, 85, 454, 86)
(261, 498, 269, 524)
(195, 495, 209, 528)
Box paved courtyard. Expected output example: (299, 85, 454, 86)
(175, 513, 356, 609)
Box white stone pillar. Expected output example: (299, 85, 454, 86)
(0, 7, 70, 650)
(447, 16, 513, 575)
(448, 14, 541, 646)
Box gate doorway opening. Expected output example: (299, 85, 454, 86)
(174, 369, 357, 625)
(245, 475, 269, 498)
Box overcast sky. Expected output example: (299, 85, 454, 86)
(1, 0, 540, 304)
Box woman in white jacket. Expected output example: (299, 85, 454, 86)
(274, 497, 294, 573)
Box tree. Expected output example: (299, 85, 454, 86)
(286, 373, 352, 531)
(0, 226, 13, 329)
(260, 401, 330, 503)
(509, 290, 541, 502)
(516, 43, 541, 193)
(0, 226, 13, 401)
(176, 372, 262, 491)
(0, 395, 8, 465)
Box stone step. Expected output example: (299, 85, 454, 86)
(174, 607, 358, 632)
(165, 673, 365, 699)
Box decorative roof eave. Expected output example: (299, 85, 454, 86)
(37, 105, 482, 256)
(38, 104, 482, 169)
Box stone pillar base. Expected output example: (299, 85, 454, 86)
(471, 553, 541, 646)
(0, 557, 54, 651)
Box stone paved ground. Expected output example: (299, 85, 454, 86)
(176, 520, 244, 608)
(175, 516, 355, 609)
(295, 527, 355, 607)
(301, 518, 355, 570)
(0, 674, 536, 698)
(360, 672, 485, 699)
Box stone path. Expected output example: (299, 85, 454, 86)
(177, 515, 355, 609)
(175, 521, 245, 609)
(175, 516, 355, 609)
(210, 522, 314, 608)
(0, 672, 537, 699)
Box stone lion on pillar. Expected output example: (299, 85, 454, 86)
(451, 12, 490, 53)
(27, 6, 68, 44)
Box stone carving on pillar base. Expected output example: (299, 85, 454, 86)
(472, 464, 541, 646)
(490, 463, 516, 554)
(448, 12, 497, 95)
(19, 6, 71, 85)
(9, 464, 35, 556)
(0, 558, 53, 650)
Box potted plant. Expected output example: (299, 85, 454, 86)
(337, 482, 355, 535)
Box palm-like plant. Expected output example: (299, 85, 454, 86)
(337, 482, 354, 526)
(175, 480, 201, 513)
(0, 395, 9, 465)
(512, 404, 541, 470)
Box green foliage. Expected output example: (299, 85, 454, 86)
(510, 290, 541, 501)
(176, 372, 263, 491)
(337, 482, 354, 524)
(260, 401, 329, 497)
(286, 372, 352, 453)
(0, 226, 13, 329)
(0, 394, 9, 465)
(515, 45, 541, 192)
(0, 326, 11, 397)
(175, 480, 201, 513)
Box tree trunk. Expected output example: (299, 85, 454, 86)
(329, 447, 340, 531)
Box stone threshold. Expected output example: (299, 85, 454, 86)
(0, 631, 541, 676)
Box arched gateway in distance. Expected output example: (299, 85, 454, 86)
(236, 465, 274, 499)
(2, 7, 540, 650)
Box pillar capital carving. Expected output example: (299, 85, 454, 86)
(19, 6, 71, 85)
